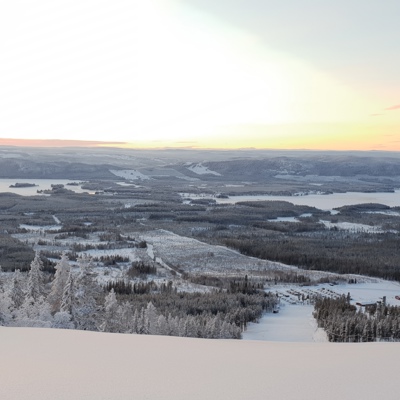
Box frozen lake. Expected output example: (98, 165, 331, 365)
(0, 179, 92, 196)
(183, 190, 400, 210)
(218, 191, 400, 210)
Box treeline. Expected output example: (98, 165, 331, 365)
(314, 296, 400, 342)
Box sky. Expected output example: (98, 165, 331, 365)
(0, 0, 399, 150)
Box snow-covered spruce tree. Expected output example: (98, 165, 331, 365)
(12, 254, 50, 328)
(156, 315, 168, 336)
(144, 302, 158, 335)
(72, 255, 101, 331)
(131, 308, 140, 334)
(0, 287, 12, 326)
(0, 265, 8, 325)
(167, 313, 179, 336)
(60, 270, 74, 314)
(181, 316, 199, 338)
(52, 311, 74, 329)
(53, 270, 75, 329)
(26, 252, 45, 301)
(119, 301, 134, 333)
(9, 269, 25, 311)
(136, 308, 146, 334)
(48, 252, 71, 314)
(14, 295, 53, 328)
(100, 289, 120, 333)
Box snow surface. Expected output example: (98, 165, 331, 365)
(268, 216, 300, 223)
(19, 224, 61, 232)
(320, 220, 384, 233)
(243, 304, 328, 342)
(109, 169, 151, 180)
(52, 215, 61, 224)
(187, 163, 221, 176)
(365, 210, 400, 216)
(1, 327, 399, 400)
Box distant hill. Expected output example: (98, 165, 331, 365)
(0, 159, 118, 180)
(196, 156, 400, 181)
(0, 147, 399, 183)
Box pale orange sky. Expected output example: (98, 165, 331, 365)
(0, 0, 399, 151)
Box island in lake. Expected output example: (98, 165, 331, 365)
(9, 182, 38, 188)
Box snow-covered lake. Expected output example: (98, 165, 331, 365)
(183, 190, 400, 210)
(0, 179, 92, 196)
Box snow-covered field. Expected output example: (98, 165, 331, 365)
(1, 327, 399, 400)
(320, 220, 385, 233)
(187, 163, 221, 176)
(109, 169, 151, 180)
(265, 217, 388, 233)
(19, 224, 61, 232)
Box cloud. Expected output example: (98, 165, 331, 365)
(385, 104, 400, 111)
(0, 138, 127, 148)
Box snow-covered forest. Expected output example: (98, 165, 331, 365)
(0, 252, 278, 339)
(314, 295, 400, 342)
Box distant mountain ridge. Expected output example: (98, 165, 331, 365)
(0, 149, 399, 182)
(190, 156, 400, 181)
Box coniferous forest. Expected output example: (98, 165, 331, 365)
(313, 296, 400, 342)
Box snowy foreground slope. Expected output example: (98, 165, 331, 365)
(1, 327, 399, 400)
